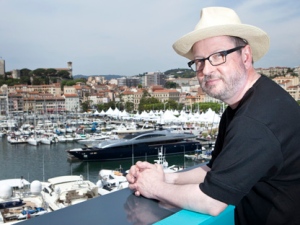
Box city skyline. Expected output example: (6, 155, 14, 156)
(1, 0, 300, 76)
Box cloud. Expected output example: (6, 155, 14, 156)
(0, 0, 299, 75)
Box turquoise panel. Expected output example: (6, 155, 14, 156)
(154, 205, 235, 225)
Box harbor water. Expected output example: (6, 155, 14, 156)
(0, 138, 202, 184)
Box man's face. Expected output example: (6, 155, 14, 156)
(192, 36, 247, 103)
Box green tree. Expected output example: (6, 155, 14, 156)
(81, 100, 93, 112)
(139, 97, 160, 111)
(20, 68, 31, 77)
(192, 102, 222, 113)
(32, 68, 46, 77)
(45, 68, 57, 77)
(32, 77, 43, 85)
(124, 102, 134, 113)
(57, 70, 70, 79)
(164, 81, 178, 89)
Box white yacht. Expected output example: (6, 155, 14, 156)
(41, 175, 98, 211)
(0, 178, 48, 223)
(97, 169, 128, 195)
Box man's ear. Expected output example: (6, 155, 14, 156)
(242, 45, 253, 68)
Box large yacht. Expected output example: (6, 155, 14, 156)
(67, 129, 200, 161)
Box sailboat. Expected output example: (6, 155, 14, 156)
(27, 100, 40, 146)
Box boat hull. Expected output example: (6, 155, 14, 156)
(67, 140, 200, 161)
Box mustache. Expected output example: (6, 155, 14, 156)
(202, 74, 222, 83)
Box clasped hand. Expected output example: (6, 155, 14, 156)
(126, 161, 165, 199)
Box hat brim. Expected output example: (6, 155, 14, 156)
(172, 24, 270, 62)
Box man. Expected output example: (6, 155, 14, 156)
(126, 7, 300, 225)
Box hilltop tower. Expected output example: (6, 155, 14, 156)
(0, 59, 5, 76)
(67, 61, 73, 78)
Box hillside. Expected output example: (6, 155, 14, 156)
(73, 74, 124, 80)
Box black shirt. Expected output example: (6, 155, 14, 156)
(200, 75, 300, 225)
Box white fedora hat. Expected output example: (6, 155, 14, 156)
(173, 7, 270, 62)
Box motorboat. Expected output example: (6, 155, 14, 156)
(7, 134, 29, 144)
(97, 168, 128, 196)
(0, 178, 48, 223)
(56, 135, 67, 143)
(110, 121, 153, 135)
(67, 128, 200, 161)
(76, 133, 113, 147)
(27, 135, 40, 146)
(184, 144, 214, 161)
(40, 133, 57, 145)
(41, 175, 98, 211)
(64, 134, 74, 142)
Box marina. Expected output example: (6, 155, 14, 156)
(0, 130, 204, 185)
(0, 112, 212, 223)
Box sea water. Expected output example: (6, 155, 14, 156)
(0, 138, 201, 184)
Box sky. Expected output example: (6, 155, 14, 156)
(1, 0, 300, 76)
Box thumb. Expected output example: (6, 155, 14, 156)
(136, 161, 156, 170)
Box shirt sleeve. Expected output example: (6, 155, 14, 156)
(200, 116, 283, 205)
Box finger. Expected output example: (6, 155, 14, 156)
(134, 190, 141, 196)
(128, 183, 137, 190)
(126, 174, 135, 183)
(128, 165, 139, 178)
(136, 161, 157, 170)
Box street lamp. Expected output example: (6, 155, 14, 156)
(163, 102, 168, 111)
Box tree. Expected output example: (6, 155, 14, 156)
(45, 68, 57, 77)
(164, 81, 178, 89)
(32, 68, 46, 77)
(96, 101, 116, 112)
(57, 70, 70, 79)
(32, 77, 43, 85)
(125, 102, 134, 113)
(81, 100, 93, 112)
(20, 68, 31, 77)
(138, 97, 160, 111)
(192, 102, 222, 113)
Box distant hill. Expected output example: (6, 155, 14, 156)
(73, 69, 196, 80)
(73, 74, 124, 80)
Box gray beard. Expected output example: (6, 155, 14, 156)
(200, 70, 247, 102)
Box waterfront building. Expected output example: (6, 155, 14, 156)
(63, 94, 80, 112)
(149, 86, 180, 103)
(23, 94, 65, 114)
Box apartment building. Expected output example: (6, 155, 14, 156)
(64, 94, 80, 112)
(11, 83, 62, 97)
(150, 88, 180, 103)
(23, 94, 65, 113)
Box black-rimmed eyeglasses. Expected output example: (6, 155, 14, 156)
(188, 46, 246, 72)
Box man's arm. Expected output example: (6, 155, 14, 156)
(154, 181, 228, 216)
(128, 162, 227, 216)
(165, 164, 211, 185)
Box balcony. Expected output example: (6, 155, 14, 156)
(19, 165, 235, 225)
